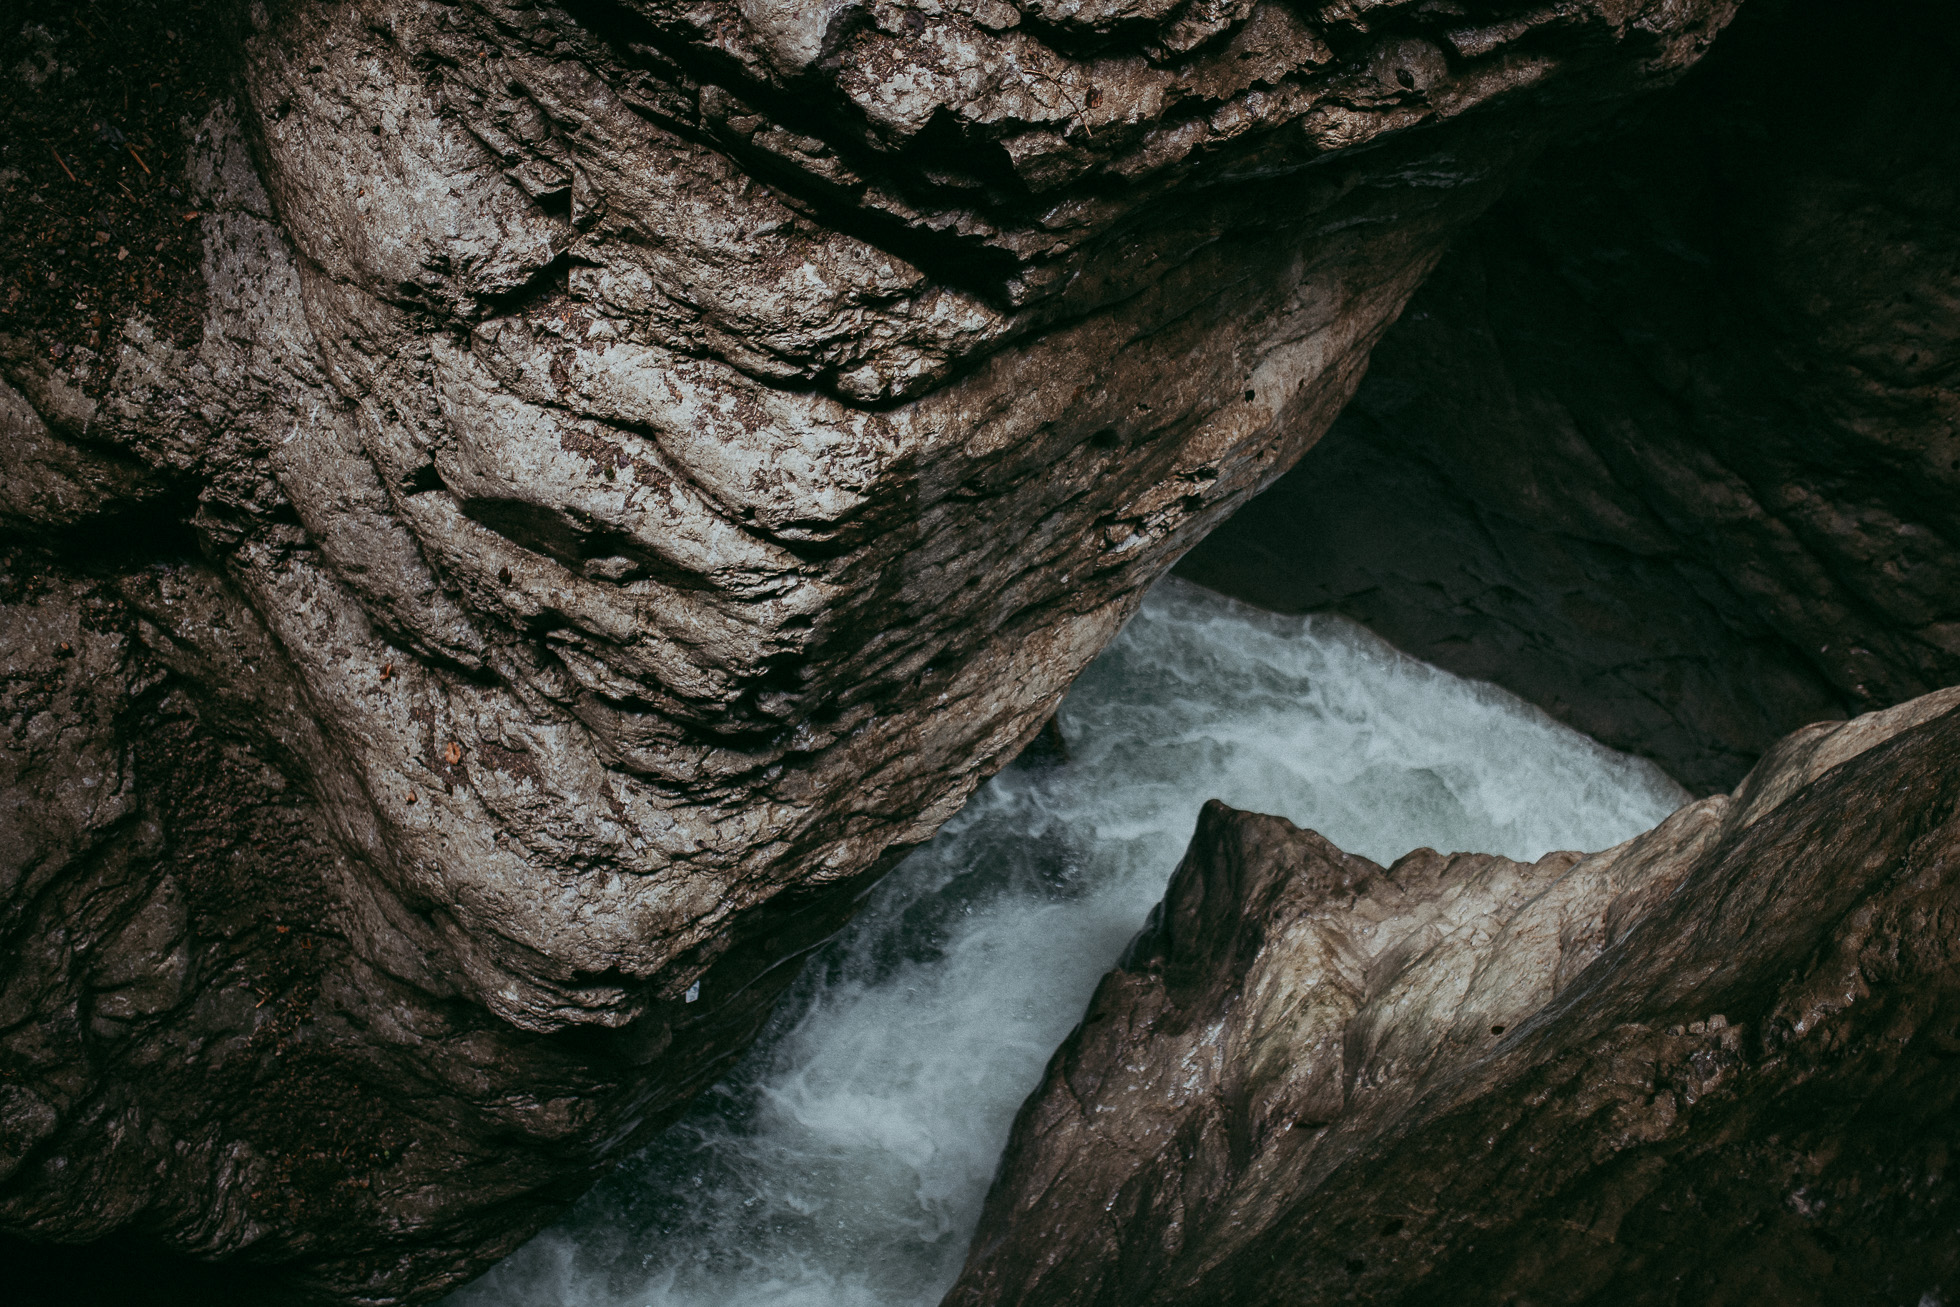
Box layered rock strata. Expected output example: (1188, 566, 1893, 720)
(1178, 0, 1960, 795)
(949, 686, 1960, 1306)
(0, 0, 1737, 1300)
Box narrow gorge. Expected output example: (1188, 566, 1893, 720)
(0, 0, 1954, 1303)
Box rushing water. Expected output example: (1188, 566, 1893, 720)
(448, 578, 1689, 1307)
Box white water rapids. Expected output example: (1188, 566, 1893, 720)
(448, 578, 1689, 1307)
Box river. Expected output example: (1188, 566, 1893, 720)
(448, 577, 1688, 1307)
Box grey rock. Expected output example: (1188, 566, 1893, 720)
(0, 379, 167, 533)
(948, 685, 1960, 1306)
(0, 0, 1737, 1298)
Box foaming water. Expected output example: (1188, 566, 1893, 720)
(448, 578, 1688, 1307)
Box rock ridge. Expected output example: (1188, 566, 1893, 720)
(948, 685, 1960, 1305)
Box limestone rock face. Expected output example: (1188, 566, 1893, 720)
(0, 0, 1735, 1299)
(947, 687, 1960, 1307)
(1178, 0, 1960, 795)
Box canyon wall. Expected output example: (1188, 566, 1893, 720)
(953, 3, 1960, 1296)
(950, 686, 1960, 1307)
(0, 1, 1737, 1300)
(1178, 0, 1960, 795)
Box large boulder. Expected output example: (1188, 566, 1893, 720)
(0, 0, 1737, 1300)
(948, 687, 1960, 1306)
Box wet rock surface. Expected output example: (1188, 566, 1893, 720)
(0, 0, 1737, 1300)
(1178, 0, 1960, 796)
(949, 687, 1960, 1307)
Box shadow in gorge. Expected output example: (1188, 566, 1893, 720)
(1178, 0, 1960, 797)
(1, 1232, 290, 1306)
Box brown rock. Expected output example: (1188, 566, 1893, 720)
(948, 687, 1960, 1307)
(0, 0, 1737, 1298)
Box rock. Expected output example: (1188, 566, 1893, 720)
(0, 0, 1737, 1298)
(1177, 0, 1960, 797)
(0, 550, 858, 1302)
(0, 380, 168, 534)
(947, 686, 1960, 1307)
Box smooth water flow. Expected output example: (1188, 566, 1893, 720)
(449, 578, 1689, 1307)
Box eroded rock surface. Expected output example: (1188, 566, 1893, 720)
(1178, 0, 1960, 795)
(949, 687, 1960, 1307)
(0, 0, 1741, 1298)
